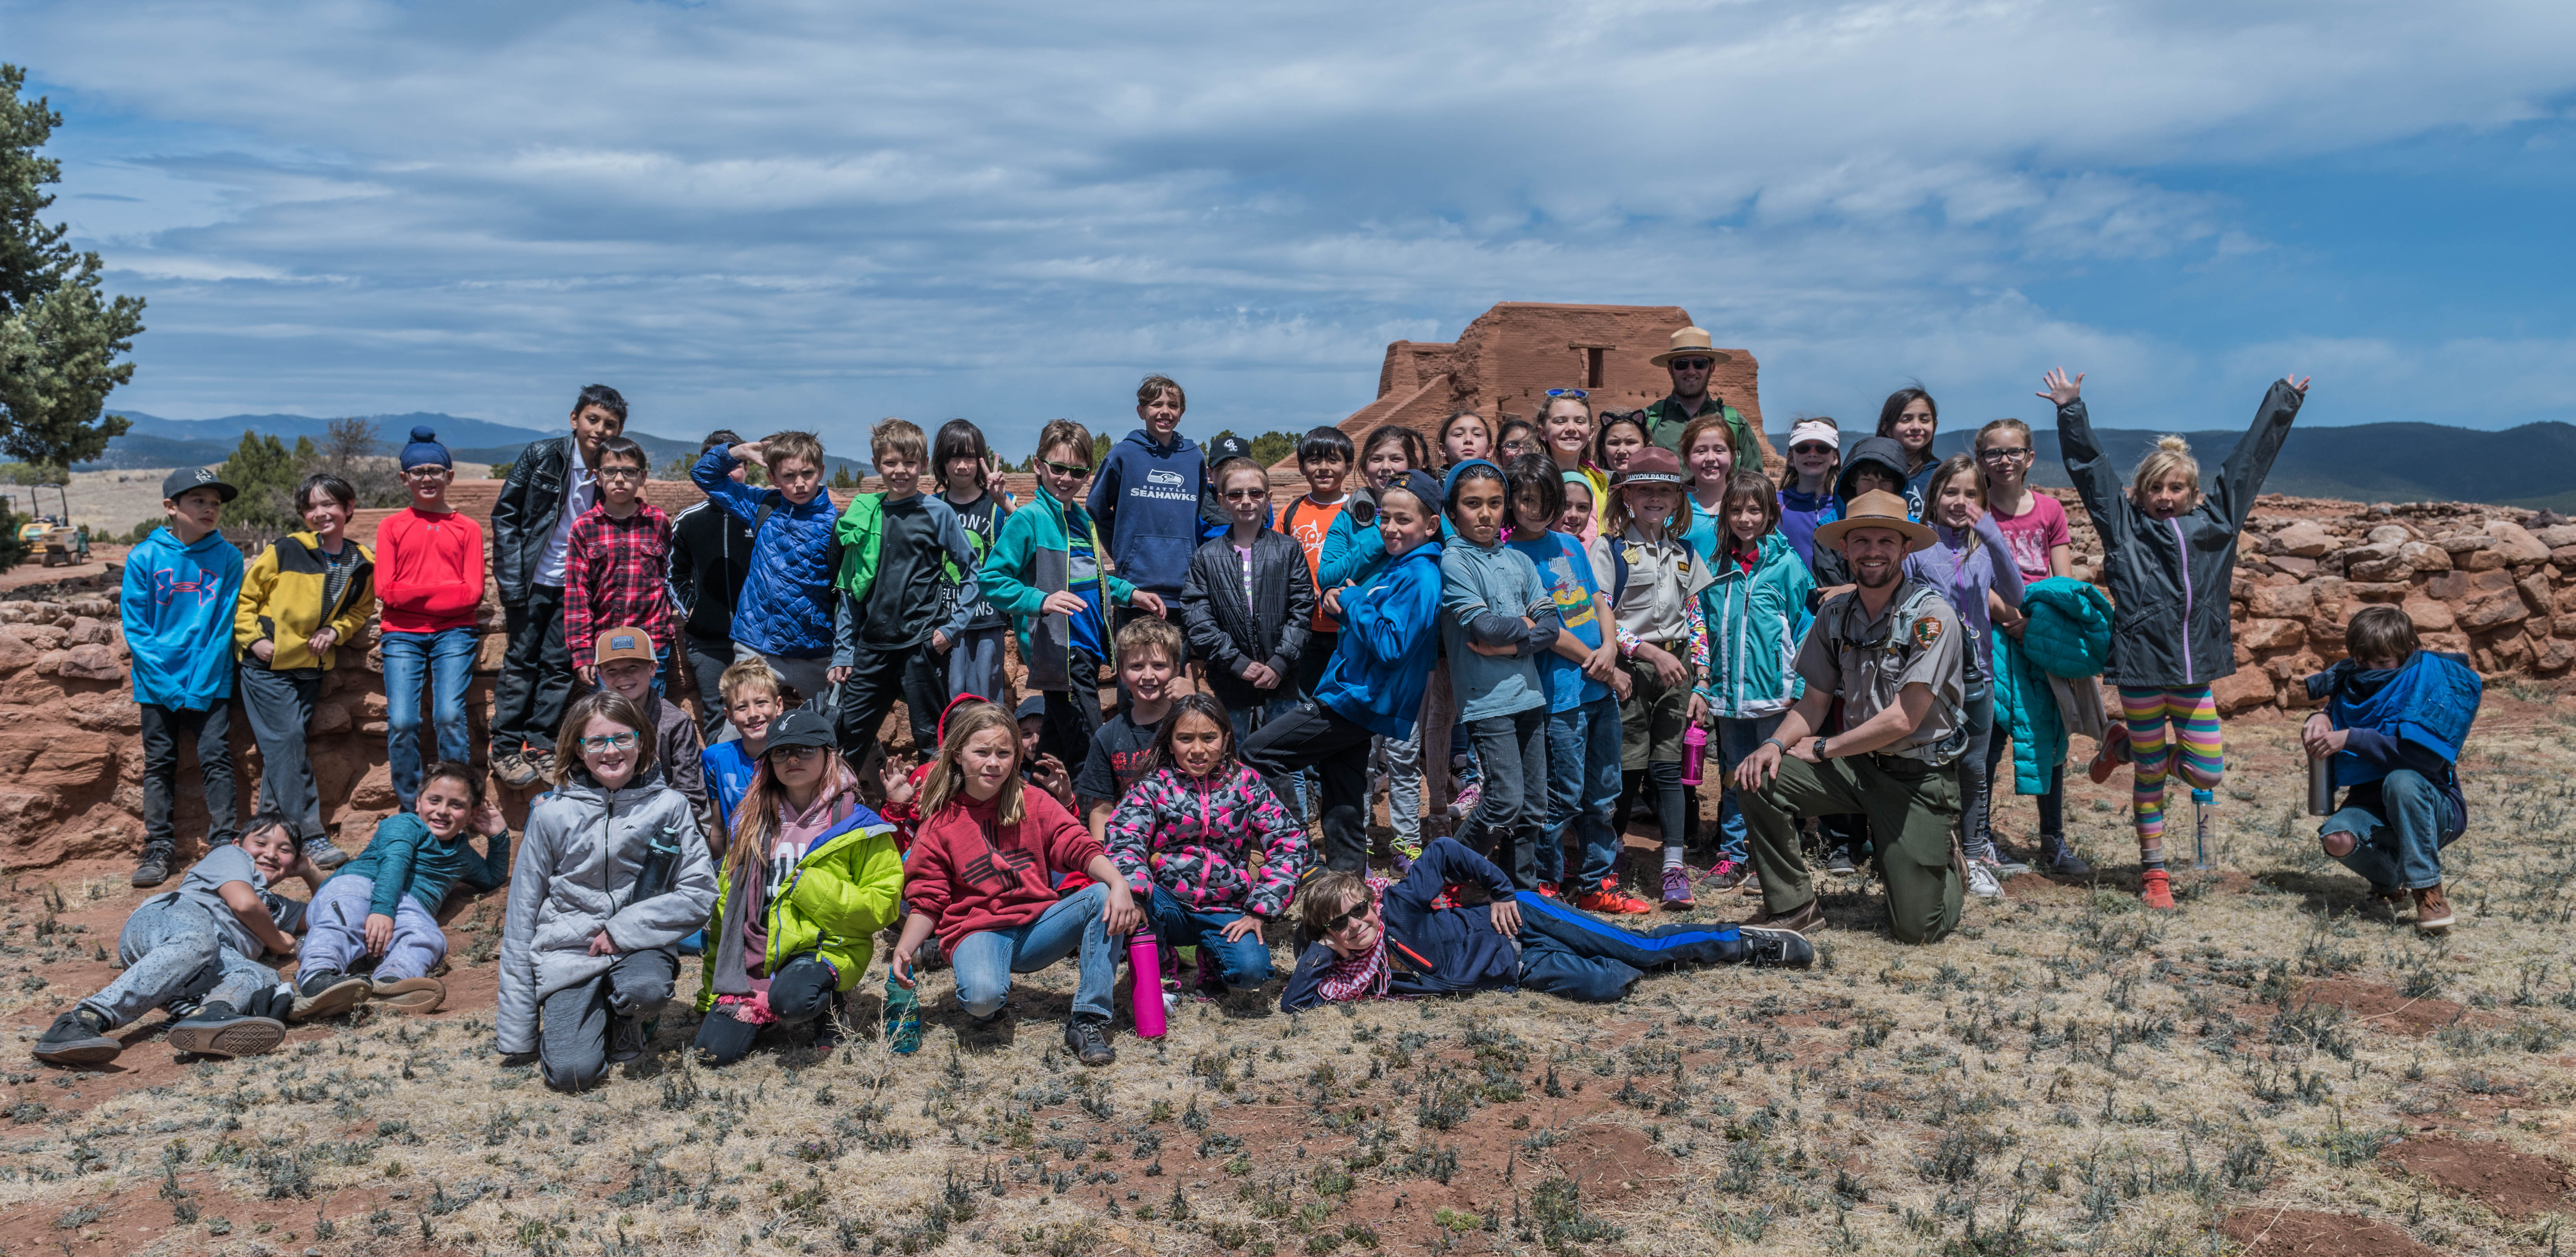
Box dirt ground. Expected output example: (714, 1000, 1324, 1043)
(5, 690, 2574, 1256)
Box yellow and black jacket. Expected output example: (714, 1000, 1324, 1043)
(234, 530, 377, 670)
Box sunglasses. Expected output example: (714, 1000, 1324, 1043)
(1319, 897, 1376, 934)
(770, 744, 827, 762)
(1546, 388, 1589, 400)
(1043, 460, 1094, 477)
(1222, 488, 1268, 501)
(1669, 357, 1715, 371)
(1977, 447, 2031, 461)
(577, 731, 640, 752)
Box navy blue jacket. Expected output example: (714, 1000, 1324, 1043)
(1087, 429, 1203, 596)
(1281, 838, 1519, 1012)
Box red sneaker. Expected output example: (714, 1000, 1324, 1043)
(1535, 883, 1561, 900)
(2088, 725, 2131, 785)
(2140, 868, 2176, 911)
(1574, 880, 1654, 915)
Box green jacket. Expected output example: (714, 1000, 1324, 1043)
(693, 804, 904, 1010)
(1641, 396, 1765, 472)
(831, 492, 883, 598)
(977, 480, 1137, 664)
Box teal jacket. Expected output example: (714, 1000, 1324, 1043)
(978, 480, 1137, 664)
(1992, 578, 2115, 798)
(329, 812, 512, 919)
(1701, 532, 1813, 720)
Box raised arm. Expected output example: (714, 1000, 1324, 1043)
(2211, 376, 2310, 530)
(689, 447, 763, 525)
(2043, 370, 2124, 541)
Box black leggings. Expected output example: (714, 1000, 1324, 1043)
(693, 954, 838, 1066)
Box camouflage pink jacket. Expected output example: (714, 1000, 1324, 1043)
(1101, 763, 1308, 919)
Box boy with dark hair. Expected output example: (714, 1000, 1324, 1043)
(1281, 426, 1355, 698)
(1075, 617, 1185, 844)
(593, 627, 709, 811)
(123, 467, 247, 887)
(34, 815, 316, 1064)
(1088, 375, 1202, 649)
(1182, 456, 1313, 808)
(2303, 606, 2481, 935)
(378, 427, 486, 812)
(491, 383, 627, 787)
(564, 435, 677, 688)
(690, 429, 839, 706)
(236, 471, 375, 870)
(672, 429, 755, 737)
(932, 418, 1013, 705)
(830, 418, 980, 765)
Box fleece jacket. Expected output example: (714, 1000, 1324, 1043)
(122, 526, 246, 711)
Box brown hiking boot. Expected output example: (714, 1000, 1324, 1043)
(2411, 884, 2453, 935)
(1741, 898, 1825, 934)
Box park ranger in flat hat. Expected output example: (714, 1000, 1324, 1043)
(1730, 490, 1969, 945)
(1636, 326, 1764, 471)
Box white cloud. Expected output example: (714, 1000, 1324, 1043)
(5, 0, 2572, 448)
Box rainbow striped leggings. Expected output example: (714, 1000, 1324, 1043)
(2117, 685, 2223, 850)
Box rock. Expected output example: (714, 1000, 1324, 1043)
(2425, 571, 2470, 601)
(2435, 534, 2491, 554)
(2423, 630, 2472, 654)
(2487, 631, 2534, 668)
(2266, 554, 2317, 577)
(2461, 589, 2533, 632)
(2241, 618, 2306, 652)
(2402, 596, 2457, 633)
(2347, 553, 2413, 582)
(2539, 638, 2576, 674)
(2520, 574, 2556, 618)
(0, 729, 116, 789)
(309, 702, 353, 735)
(0, 634, 36, 676)
(2249, 583, 2317, 620)
(2269, 520, 2336, 557)
(65, 616, 113, 646)
(2265, 650, 2323, 682)
(2557, 613, 2576, 640)
(2464, 549, 2509, 572)
(2537, 524, 2576, 549)
(2, 622, 69, 651)
(476, 631, 508, 673)
(2367, 524, 2410, 545)
(2487, 519, 2554, 564)
(2553, 545, 2576, 569)
(57, 644, 126, 682)
(2339, 581, 2410, 598)
(2399, 541, 2452, 573)
(2211, 669, 2277, 715)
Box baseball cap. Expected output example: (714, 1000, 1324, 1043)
(592, 627, 658, 668)
(1015, 696, 1047, 723)
(1614, 446, 1686, 488)
(163, 466, 239, 504)
(764, 709, 836, 753)
(1207, 434, 1254, 463)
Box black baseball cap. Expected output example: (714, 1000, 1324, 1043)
(162, 466, 239, 504)
(1207, 435, 1253, 463)
(1015, 696, 1046, 723)
(764, 710, 836, 753)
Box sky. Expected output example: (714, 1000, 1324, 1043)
(9, 0, 2576, 458)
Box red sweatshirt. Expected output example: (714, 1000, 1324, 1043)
(375, 507, 487, 634)
(902, 788, 1104, 959)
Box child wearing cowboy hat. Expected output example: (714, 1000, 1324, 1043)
(1597, 446, 1715, 911)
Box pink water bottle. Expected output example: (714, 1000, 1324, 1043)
(1127, 927, 1166, 1039)
(1681, 725, 1710, 786)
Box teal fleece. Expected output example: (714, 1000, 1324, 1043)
(1702, 532, 1814, 719)
(329, 811, 513, 919)
(978, 480, 1136, 664)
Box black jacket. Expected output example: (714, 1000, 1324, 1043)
(2058, 381, 2302, 689)
(490, 435, 579, 597)
(670, 498, 755, 647)
(1808, 435, 1921, 596)
(1178, 528, 1315, 710)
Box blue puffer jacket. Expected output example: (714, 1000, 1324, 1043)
(691, 446, 839, 658)
(2018, 578, 2114, 680)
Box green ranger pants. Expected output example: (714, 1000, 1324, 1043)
(1740, 752, 1964, 945)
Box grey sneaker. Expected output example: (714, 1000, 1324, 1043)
(1737, 927, 1815, 969)
(1823, 846, 1858, 876)
(166, 1000, 286, 1058)
(1966, 861, 2003, 902)
(606, 1015, 647, 1065)
(2039, 834, 2092, 878)
(492, 751, 540, 789)
(1063, 1014, 1116, 1066)
(301, 837, 351, 871)
(290, 968, 370, 1022)
(1977, 850, 2032, 878)
(33, 1009, 119, 1066)
(130, 845, 175, 887)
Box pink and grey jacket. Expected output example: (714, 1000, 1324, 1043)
(1101, 763, 1308, 919)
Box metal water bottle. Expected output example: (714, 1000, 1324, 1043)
(2307, 756, 2336, 817)
(1127, 928, 1167, 1039)
(2190, 787, 2218, 870)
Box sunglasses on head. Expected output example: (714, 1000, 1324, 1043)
(1319, 897, 1376, 934)
(1546, 388, 1588, 399)
(1669, 357, 1714, 371)
(1791, 443, 1837, 456)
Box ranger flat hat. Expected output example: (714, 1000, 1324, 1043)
(1813, 489, 1936, 554)
(1650, 327, 1736, 368)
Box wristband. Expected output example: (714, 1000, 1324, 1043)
(1762, 737, 1789, 754)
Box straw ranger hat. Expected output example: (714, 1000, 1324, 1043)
(1650, 327, 1736, 368)
(1813, 489, 1935, 554)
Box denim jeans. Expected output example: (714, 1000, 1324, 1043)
(2322, 768, 2454, 892)
(82, 898, 275, 1029)
(1459, 707, 1547, 890)
(1545, 697, 1623, 889)
(1955, 681, 1998, 862)
(1710, 714, 1785, 865)
(950, 882, 1116, 1021)
(383, 626, 479, 811)
(1145, 886, 1272, 991)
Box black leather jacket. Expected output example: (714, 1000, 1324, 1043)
(490, 435, 578, 597)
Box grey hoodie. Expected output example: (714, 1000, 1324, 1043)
(496, 767, 717, 1055)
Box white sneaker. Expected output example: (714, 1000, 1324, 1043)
(1966, 861, 2003, 902)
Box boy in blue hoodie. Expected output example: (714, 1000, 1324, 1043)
(1087, 374, 1202, 662)
(1438, 459, 1562, 891)
(2302, 606, 2479, 936)
(1244, 470, 1446, 874)
(122, 467, 248, 887)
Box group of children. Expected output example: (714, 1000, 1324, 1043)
(45, 363, 2479, 1082)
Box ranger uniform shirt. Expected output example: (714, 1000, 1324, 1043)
(1793, 579, 1965, 759)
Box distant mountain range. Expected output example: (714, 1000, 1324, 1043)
(1769, 421, 2576, 511)
(87, 411, 872, 478)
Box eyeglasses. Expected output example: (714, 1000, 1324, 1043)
(1222, 488, 1268, 501)
(1977, 447, 2031, 462)
(402, 467, 452, 479)
(1546, 388, 1589, 400)
(577, 732, 640, 752)
(596, 467, 644, 482)
(1319, 898, 1376, 934)
(770, 744, 826, 762)
(1043, 460, 1094, 478)
(1668, 358, 1714, 371)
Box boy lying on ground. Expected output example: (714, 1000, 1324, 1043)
(36, 815, 316, 1064)
(1280, 836, 1813, 1013)
(290, 759, 511, 1021)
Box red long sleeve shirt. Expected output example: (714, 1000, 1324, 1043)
(375, 506, 487, 634)
(902, 789, 1105, 960)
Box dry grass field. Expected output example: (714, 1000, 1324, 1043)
(6, 692, 2575, 1257)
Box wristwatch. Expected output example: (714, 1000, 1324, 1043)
(1811, 736, 1830, 760)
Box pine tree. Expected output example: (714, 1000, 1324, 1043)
(0, 65, 146, 475)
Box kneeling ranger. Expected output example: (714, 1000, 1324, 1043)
(1732, 490, 1969, 944)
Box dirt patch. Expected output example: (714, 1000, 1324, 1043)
(2293, 978, 2489, 1037)
(2220, 1208, 2445, 1256)
(2382, 1134, 2576, 1220)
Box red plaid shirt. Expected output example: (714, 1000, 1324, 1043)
(563, 502, 678, 666)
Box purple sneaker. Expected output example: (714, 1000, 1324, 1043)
(1660, 866, 1697, 910)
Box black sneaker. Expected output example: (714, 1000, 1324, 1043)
(290, 968, 369, 1023)
(1063, 1014, 1116, 1067)
(606, 1015, 647, 1065)
(166, 1000, 286, 1058)
(302, 838, 351, 871)
(33, 1009, 119, 1066)
(1823, 846, 1857, 876)
(131, 846, 174, 888)
(1737, 926, 1815, 969)
(2039, 835, 2092, 878)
